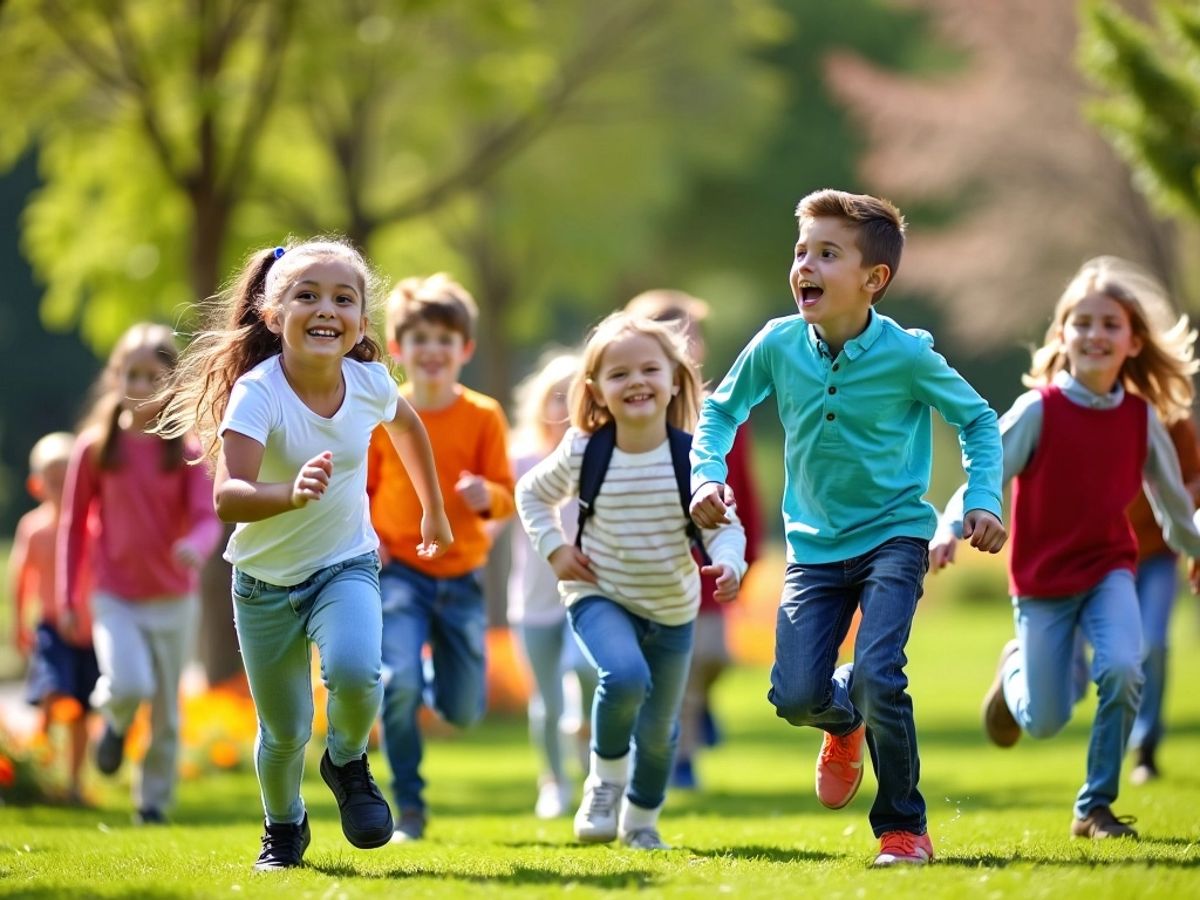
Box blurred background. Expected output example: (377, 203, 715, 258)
(2, 0, 1199, 685)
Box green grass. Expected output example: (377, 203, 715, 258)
(3, 592, 1200, 897)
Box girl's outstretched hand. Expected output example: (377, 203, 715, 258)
(701, 563, 741, 602)
(416, 509, 454, 559)
(927, 528, 958, 573)
(549, 545, 598, 584)
(292, 451, 333, 508)
(963, 509, 1007, 554)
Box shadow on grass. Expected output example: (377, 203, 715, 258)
(689, 845, 842, 863)
(938, 850, 1200, 869)
(306, 858, 662, 889)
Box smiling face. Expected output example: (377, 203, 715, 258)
(1059, 291, 1142, 394)
(790, 217, 889, 348)
(393, 319, 475, 392)
(120, 344, 171, 426)
(588, 331, 678, 434)
(267, 258, 367, 366)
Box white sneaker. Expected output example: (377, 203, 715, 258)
(573, 778, 623, 842)
(621, 827, 671, 850)
(534, 779, 571, 819)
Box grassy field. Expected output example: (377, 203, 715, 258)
(2, 561, 1200, 897)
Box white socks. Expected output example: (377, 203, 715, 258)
(588, 750, 629, 785)
(619, 797, 662, 833)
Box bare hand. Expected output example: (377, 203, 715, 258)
(928, 529, 958, 573)
(416, 508, 454, 559)
(455, 470, 491, 514)
(690, 482, 734, 528)
(549, 545, 598, 584)
(701, 563, 741, 602)
(172, 540, 203, 570)
(292, 452, 333, 508)
(963, 509, 1007, 554)
(1189, 557, 1200, 594)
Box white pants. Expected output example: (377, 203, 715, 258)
(91, 591, 196, 813)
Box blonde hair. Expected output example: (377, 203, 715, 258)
(386, 273, 478, 344)
(569, 311, 703, 434)
(155, 237, 384, 463)
(81, 322, 184, 470)
(28, 431, 74, 476)
(1024, 256, 1197, 423)
(511, 350, 579, 456)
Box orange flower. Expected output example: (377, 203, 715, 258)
(209, 740, 240, 769)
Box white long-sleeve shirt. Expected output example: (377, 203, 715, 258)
(516, 428, 747, 626)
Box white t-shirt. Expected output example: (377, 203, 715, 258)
(220, 355, 398, 585)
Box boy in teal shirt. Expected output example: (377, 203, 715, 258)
(690, 189, 1006, 866)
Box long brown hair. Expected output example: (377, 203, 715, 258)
(154, 237, 385, 463)
(79, 322, 183, 470)
(1024, 256, 1197, 423)
(569, 311, 703, 434)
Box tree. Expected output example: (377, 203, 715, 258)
(1080, 0, 1200, 222)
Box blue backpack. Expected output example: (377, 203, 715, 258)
(573, 420, 712, 565)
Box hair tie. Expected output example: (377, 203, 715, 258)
(273, 246, 286, 259)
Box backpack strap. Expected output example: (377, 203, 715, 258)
(575, 421, 617, 551)
(668, 426, 712, 566)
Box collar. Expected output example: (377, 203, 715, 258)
(804, 308, 883, 361)
(1053, 370, 1125, 410)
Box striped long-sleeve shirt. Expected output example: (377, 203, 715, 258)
(516, 428, 747, 626)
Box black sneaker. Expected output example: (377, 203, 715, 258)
(95, 724, 126, 776)
(319, 750, 394, 849)
(254, 814, 311, 871)
(133, 807, 168, 826)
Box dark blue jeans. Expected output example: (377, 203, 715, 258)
(768, 536, 929, 837)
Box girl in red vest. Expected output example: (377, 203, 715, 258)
(930, 256, 1200, 840)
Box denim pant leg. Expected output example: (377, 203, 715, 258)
(137, 595, 197, 814)
(1006, 597, 1080, 740)
(1076, 570, 1143, 817)
(1130, 553, 1177, 751)
(849, 537, 929, 837)
(518, 620, 569, 782)
(627, 614, 693, 810)
(428, 570, 488, 729)
(380, 562, 435, 811)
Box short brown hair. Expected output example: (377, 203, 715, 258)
(624, 289, 710, 324)
(386, 273, 478, 344)
(795, 189, 906, 302)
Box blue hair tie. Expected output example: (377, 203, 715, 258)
(272, 246, 285, 259)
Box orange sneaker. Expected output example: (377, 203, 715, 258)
(815, 724, 866, 809)
(873, 830, 934, 866)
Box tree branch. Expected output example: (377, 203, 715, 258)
(39, 0, 127, 92)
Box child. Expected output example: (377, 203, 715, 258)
(507, 350, 598, 818)
(624, 289, 765, 789)
(367, 274, 515, 842)
(931, 255, 1200, 839)
(58, 323, 221, 825)
(9, 431, 98, 803)
(154, 240, 453, 871)
(691, 189, 1006, 867)
(517, 311, 747, 850)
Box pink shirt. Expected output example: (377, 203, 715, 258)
(59, 428, 221, 610)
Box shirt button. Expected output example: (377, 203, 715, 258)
(826, 412, 835, 421)
(832, 364, 840, 372)
(828, 386, 837, 395)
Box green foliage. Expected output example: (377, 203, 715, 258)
(1080, 0, 1200, 221)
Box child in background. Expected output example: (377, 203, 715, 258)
(931, 255, 1200, 839)
(507, 350, 598, 819)
(58, 324, 222, 825)
(691, 189, 1006, 866)
(624, 289, 764, 789)
(155, 239, 452, 871)
(9, 431, 97, 803)
(368, 274, 515, 842)
(517, 312, 747, 850)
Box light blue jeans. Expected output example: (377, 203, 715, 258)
(567, 596, 693, 812)
(232, 551, 384, 826)
(1001, 568, 1144, 818)
(1130, 553, 1178, 752)
(379, 560, 488, 812)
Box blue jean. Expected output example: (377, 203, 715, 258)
(1131, 553, 1177, 752)
(517, 618, 598, 783)
(768, 536, 929, 837)
(567, 596, 693, 811)
(1001, 568, 1144, 818)
(379, 560, 487, 811)
(232, 551, 383, 826)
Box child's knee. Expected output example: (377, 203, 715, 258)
(599, 666, 650, 710)
(260, 721, 313, 755)
(768, 680, 825, 725)
(1095, 659, 1143, 705)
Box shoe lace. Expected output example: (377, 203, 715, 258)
(879, 830, 922, 857)
(261, 822, 304, 858)
(589, 780, 621, 813)
(1091, 806, 1137, 827)
(821, 730, 860, 766)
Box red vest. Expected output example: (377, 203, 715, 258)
(1009, 385, 1146, 597)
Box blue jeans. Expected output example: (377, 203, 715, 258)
(1131, 553, 1177, 752)
(567, 596, 693, 811)
(768, 536, 929, 837)
(1002, 568, 1144, 818)
(232, 551, 383, 826)
(379, 560, 487, 811)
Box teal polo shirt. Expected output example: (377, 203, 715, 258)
(692, 310, 1003, 564)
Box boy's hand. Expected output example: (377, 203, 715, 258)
(963, 509, 1007, 554)
(1188, 557, 1200, 594)
(416, 509, 454, 559)
(291, 451, 333, 508)
(549, 545, 598, 584)
(927, 529, 958, 573)
(172, 539, 203, 570)
(690, 482, 734, 528)
(701, 563, 741, 602)
(455, 470, 491, 514)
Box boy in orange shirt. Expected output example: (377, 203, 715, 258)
(368, 274, 515, 842)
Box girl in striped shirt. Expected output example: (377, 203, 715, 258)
(516, 311, 747, 850)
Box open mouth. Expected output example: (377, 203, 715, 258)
(307, 328, 341, 339)
(797, 282, 824, 306)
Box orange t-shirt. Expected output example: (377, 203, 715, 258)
(368, 386, 514, 578)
